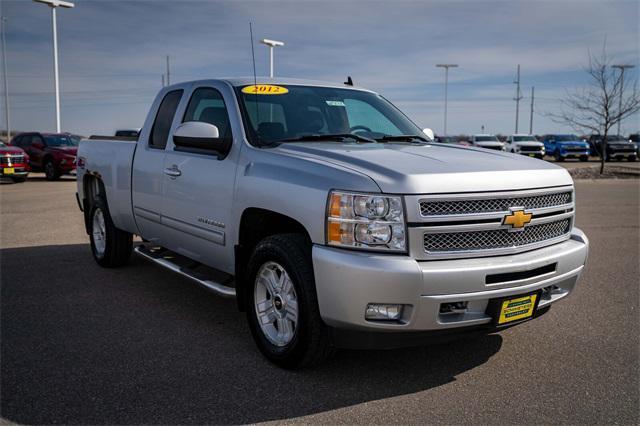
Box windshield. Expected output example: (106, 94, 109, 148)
(475, 136, 499, 142)
(44, 135, 76, 147)
(513, 136, 538, 142)
(555, 135, 580, 142)
(607, 136, 627, 143)
(235, 84, 425, 145)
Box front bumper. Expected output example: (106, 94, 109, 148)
(559, 149, 589, 157)
(313, 228, 588, 346)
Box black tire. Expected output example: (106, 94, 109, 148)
(11, 177, 26, 183)
(535, 154, 543, 160)
(44, 159, 60, 181)
(246, 234, 334, 369)
(628, 155, 637, 162)
(579, 155, 589, 162)
(554, 151, 564, 162)
(89, 196, 132, 267)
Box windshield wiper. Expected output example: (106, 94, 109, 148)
(376, 134, 429, 143)
(277, 133, 376, 144)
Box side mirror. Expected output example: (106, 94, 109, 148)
(422, 128, 435, 140)
(173, 121, 230, 158)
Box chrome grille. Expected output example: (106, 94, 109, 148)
(0, 155, 24, 165)
(420, 191, 572, 216)
(423, 219, 571, 253)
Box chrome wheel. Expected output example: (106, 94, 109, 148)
(254, 261, 298, 347)
(92, 207, 107, 257)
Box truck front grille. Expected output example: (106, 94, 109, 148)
(519, 145, 541, 152)
(411, 186, 575, 259)
(420, 191, 572, 216)
(0, 155, 24, 165)
(423, 219, 571, 253)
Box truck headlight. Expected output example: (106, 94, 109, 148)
(327, 191, 406, 252)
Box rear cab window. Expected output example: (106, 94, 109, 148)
(149, 90, 183, 149)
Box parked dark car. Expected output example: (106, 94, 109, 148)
(541, 134, 590, 162)
(10, 132, 78, 180)
(0, 140, 30, 182)
(629, 133, 640, 155)
(588, 134, 637, 161)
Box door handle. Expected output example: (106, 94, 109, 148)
(163, 165, 181, 178)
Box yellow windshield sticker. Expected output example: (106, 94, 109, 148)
(241, 84, 289, 95)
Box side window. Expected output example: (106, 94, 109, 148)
(149, 90, 183, 149)
(182, 87, 232, 141)
(31, 135, 42, 146)
(11, 135, 22, 147)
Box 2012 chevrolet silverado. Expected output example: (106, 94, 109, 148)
(76, 78, 589, 368)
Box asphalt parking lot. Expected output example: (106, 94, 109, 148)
(1, 174, 638, 424)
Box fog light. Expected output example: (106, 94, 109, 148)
(365, 303, 403, 321)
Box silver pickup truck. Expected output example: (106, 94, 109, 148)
(76, 78, 589, 368)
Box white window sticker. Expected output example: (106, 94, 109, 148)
(326, 100, 346, 107)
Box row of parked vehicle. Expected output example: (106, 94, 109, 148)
(1, 129, 637, 183)
(434, 133, 640, 162)
(0, 129, 140, 183)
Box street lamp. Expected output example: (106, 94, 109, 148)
(436, 64, 458, 136)
(33, 0, 74, 133)
(612, 64, 635, 136)
(260, 38, 284, 78)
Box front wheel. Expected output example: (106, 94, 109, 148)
(579, 155, 589, 162)
(555, 152, 564, 162)
(44, 159, 60, 181)
(628, 155, 637, 162)
(246, 234, 333, 369)
(89, 196, 132, 267)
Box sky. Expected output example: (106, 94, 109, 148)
(1, 0, 639, 137)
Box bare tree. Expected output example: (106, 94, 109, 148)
(548, 45, 640, 173)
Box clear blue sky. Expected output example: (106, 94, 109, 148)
(2, 0, 639, 136)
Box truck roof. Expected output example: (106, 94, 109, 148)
(166, 77, 375, 93)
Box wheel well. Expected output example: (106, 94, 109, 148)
(235, 208, 311, 311)
(82, 174, 105, 234)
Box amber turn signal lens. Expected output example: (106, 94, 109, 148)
(329, 193, 342, 217)
(327, 221, 341, 242)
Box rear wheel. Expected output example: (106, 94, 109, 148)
(44, 159, 60, 181)
(246, 234, 333, 369)
(89, 196, 132, 267)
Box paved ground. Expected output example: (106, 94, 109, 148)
(1, 175, 638, 424)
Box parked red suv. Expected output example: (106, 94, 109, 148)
(0, 140, 30, 182)
(11, 133, 77, 180)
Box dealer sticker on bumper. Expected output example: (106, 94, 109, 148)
(498, 294, 538, 324)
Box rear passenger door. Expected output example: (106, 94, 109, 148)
(131, 88, 185, 244)
(160, 82, 240, 273)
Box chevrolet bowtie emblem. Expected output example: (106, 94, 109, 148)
(503, 209, 532, 229)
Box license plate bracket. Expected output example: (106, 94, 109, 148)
(487, 290, 542, 326)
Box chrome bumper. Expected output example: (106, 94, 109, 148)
(312, 227, 588, 332)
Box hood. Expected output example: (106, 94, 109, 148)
(0, 145, 25, 155)
(557, 140, 588, 147)
(274, 142, 572, 194)
(49, 146, 77, 155)
(514, 141, 543, 147)
(475, 141, 504, 147)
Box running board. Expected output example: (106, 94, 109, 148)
(134, 245, 236, 298)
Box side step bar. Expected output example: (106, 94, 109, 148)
(134, 245, 236, 298)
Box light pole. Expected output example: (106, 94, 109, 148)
(436, 64, 458, 136)
(33, 0, 74, 133)
(612, 64, 635, 136)
(1, 14, 10, 142)
(260, 38, 284, 78)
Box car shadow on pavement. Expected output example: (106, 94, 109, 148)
(1, 244, 502, 425)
